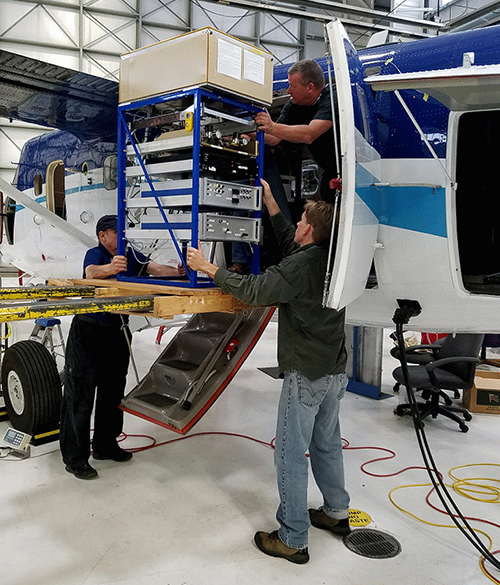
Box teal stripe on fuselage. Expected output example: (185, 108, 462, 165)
(66, 182, 105, 195)
(15, 195, 46, 212)
(14, 183, 105, 212)
(356, 163, 447, 238)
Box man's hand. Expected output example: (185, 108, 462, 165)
(261, 179, 280, 217)
(255, 109, 275, 134)
(186, 245, 218, 279)
(110, 255, 128, 274)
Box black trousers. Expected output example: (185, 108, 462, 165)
(60, 315, 131, 466)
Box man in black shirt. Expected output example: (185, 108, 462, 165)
(255, 59, 338, 203)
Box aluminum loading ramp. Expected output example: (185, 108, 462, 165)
(121, 307, 274, 434)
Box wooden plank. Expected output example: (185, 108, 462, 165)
(66, 278, 224, 297)
(154, 294, 251, 319)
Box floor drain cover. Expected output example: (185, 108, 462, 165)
(343, 529, 401, 559)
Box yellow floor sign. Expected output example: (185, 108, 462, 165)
(348, 509, 372, 527)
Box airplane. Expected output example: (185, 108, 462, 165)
(1, 21, 500, 439)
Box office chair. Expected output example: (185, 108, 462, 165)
(390, 336, 446, 393)
(392, 333, 484, 432)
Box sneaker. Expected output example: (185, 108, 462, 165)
(309, 508, 351, 535)
(65, 461, 99, 480)
(93, 446, 133, 462)
(254, 530, 309, 564)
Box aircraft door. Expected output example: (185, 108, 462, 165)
(323, 20, 380, 311)
(46, 160, 66, 220)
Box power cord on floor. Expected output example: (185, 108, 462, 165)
(117, 430, 275, 453)
(393, 301, 500, 576)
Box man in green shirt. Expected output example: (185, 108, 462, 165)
(186, 179, 349, 564)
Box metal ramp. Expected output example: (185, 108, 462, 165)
(121, 307, 274, 434)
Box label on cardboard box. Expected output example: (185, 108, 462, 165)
(476, 388, 500, 407)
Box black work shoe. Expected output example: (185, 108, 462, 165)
(254, 530, 309, 564)
(93, 447, 133, 462)
(65, 461, 99, 480)
(309, 508, 351, 535)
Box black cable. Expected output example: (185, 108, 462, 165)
(393, 313, 500, 570)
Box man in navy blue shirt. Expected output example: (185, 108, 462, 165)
(60, 215, 183, 480)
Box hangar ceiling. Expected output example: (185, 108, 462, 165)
(0, 0, 494, 181)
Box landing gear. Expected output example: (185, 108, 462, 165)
(1, 340, 62, 437)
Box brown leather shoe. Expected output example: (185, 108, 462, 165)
(254, 530, 309, 564)
(309, 508, 351, 535)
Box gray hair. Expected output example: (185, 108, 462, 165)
(287, 59, 325, 89)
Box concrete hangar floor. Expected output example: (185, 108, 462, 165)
(1, 313, 500, 585)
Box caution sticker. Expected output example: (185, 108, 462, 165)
(348, 509, 372, 527)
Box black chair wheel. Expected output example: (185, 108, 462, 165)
(443, 394, 453, 406)
(459, 422, 469, 432)
(394, 405, 409, 416)
(463, 412, 472, 421)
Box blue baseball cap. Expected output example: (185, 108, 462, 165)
(96, 214, 117, 235)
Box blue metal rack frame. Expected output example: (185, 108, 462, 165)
(117, 86, 265, 288)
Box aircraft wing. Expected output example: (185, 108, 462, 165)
(365, 63, 500, 111)
(0, 50, 118, 138)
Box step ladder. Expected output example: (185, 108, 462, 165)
(29, 317, 66, 374)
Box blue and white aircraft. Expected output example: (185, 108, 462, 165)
(1, 20, 500, 333)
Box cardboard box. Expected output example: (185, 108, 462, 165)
(463, 369, 500, 414)
(120, 27, 274, 105)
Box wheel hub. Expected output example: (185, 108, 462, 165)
(7, 371, 25, 415)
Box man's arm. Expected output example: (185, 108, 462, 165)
(261, 178, 280, 217)
(85, 255, 127, 279)
(255, 108, 332, 145)
(146, 261, 185, 277)
(187, 179, 281, 280)
(187, 247, 297, 307)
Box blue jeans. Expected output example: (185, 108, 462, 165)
(274, 370, 350, 549)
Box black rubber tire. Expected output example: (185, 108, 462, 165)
(1, 340, 62, 436)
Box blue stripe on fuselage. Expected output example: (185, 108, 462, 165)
(356, 163, 447, 238)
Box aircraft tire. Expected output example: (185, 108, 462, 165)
(1, 340, 62, 436)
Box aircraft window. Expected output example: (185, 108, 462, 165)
(0, 192, 3, 244)
(366, 260, 378, 289)
(363, 66, 381, 78)
(46, 160, 66, 220)
(82, 162, 89, 175)
(356, 85, 371, 143)
(34, 174, 43, 196)
(3, 196, 16, 245)
(456, 110, 500, 295)
(103, 155, 118, 190)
